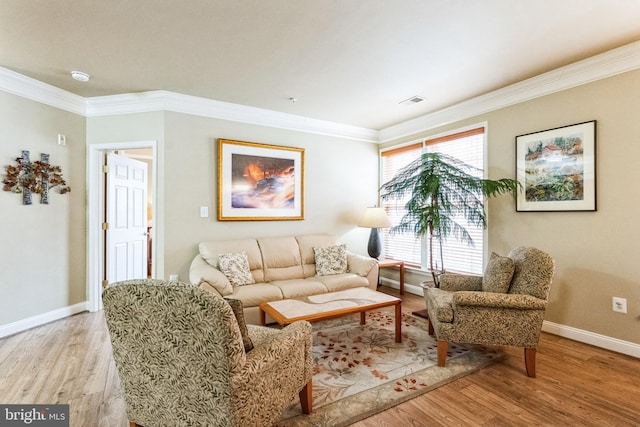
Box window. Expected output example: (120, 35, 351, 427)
(380, 127, 485, 275)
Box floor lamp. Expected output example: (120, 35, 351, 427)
(358, 207, 391, 259)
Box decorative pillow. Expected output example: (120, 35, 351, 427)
(482, 252, 515, 293)
(314, 244, 348, 276)
(218, 251, 255, 286)
(224, 298, 254, 352)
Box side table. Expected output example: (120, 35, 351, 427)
(377, 258, 405, 295)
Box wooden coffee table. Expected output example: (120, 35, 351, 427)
(259, 287, 402, 343)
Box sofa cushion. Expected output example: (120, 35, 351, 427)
(314, 244, 348, 276)
(258, 236, 304, 281)
(199, 239, 265, 283)
(271, 279, 328, 299)
(218, 251, 255, 286)
(296, 234, 338, 277)
(482, 252, 515, 293)
(224, 298, 254, 352)
(313, 273, 369, 292)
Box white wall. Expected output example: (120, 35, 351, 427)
(0, 91, 86, 326)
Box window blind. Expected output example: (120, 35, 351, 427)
(426, 128, 484, 274)
(381, 143, 423, 266)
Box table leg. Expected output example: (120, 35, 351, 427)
(360, 311, 366, 325)
(399, 263, 405, 295)
(395, 302, 402, 343)
(259, 308, 266, 326)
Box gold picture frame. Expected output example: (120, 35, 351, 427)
(218, 139, 304, 221)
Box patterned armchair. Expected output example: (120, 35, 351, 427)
(102, 279, 313, 427)
(424, 247, 554, 377)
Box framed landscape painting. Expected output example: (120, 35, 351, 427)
(218, 139, 304, 220)
(516, 120, 596, 212)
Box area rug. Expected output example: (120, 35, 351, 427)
(274, 309, 503, 427)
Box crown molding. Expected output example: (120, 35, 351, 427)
(3, 39, 640, 143)
(378, 40, 640, 143)
(0, 66, 86, 115)
(85, 90, 379, 142)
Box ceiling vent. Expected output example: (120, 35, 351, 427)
(399, 95, 426, 106)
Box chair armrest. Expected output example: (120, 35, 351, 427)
(453, 291, 547, 310)
(440, 273, 483, 292)
(231, 321, 313, 424)
(239, 321, 312, 376)
(347, 251, 377, 277)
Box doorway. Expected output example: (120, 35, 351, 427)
(87, 141, 157, 312)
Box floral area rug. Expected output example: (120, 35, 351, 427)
(274, 309, 503, 427)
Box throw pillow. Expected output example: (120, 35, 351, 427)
(314, 244, 348, 276)
(224, 298, 254, 352)
(482, 252, 515, 293)
(218, 251, 255, 286)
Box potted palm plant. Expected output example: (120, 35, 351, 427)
(379, 152, 519, 286)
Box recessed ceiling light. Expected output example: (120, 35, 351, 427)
(399, 95, 425, 106)
(71, 71, 90, 82)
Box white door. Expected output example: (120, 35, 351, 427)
(106, 153, 148, 283)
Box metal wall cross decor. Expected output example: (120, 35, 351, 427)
(2, 150, 70, 205)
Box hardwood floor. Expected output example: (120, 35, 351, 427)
(1, 287, 638, 426)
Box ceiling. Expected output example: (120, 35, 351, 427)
(2, 0, 640, 131)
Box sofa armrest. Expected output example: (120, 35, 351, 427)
(453, 291, 547, 310)
(440, 273, 483, 292)
(189, 255, 233, 296)
(346, 252, 377, 276)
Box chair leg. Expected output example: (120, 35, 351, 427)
(524, 348, 536, 378)
(299, 379, 313, 414)
(436, 340, 448, 367)
(129, 423, 142, 427)
(428, 318, 434, 336)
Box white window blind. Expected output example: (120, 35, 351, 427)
(380, 128, 485, 275)
(381, 143, 423, 267)
(426, 128, 484, 274)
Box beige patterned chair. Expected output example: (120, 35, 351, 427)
(102, 279, 313, 427)
(424, 247, 554, 377)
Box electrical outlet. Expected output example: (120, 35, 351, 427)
(57, 134, 66, 146)
(612, 297, 627, 314)
(169, 274, 179, 281)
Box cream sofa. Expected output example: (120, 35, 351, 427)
(189, 234, 379, 325)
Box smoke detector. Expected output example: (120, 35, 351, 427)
(399, 95, 425, 106)
(71, 71, 90, 82)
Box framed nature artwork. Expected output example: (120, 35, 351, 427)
(516, 120, 596, 212)
(218, 139, 304, 220)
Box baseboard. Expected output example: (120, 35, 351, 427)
(542, 321, 640, 358)
(380, 278, 425, 297)
(0, 302, 88, 339)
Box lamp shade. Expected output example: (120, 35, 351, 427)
(358, 207, 391, 229)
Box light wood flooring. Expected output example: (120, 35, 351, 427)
(1, 287, 638, 426)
